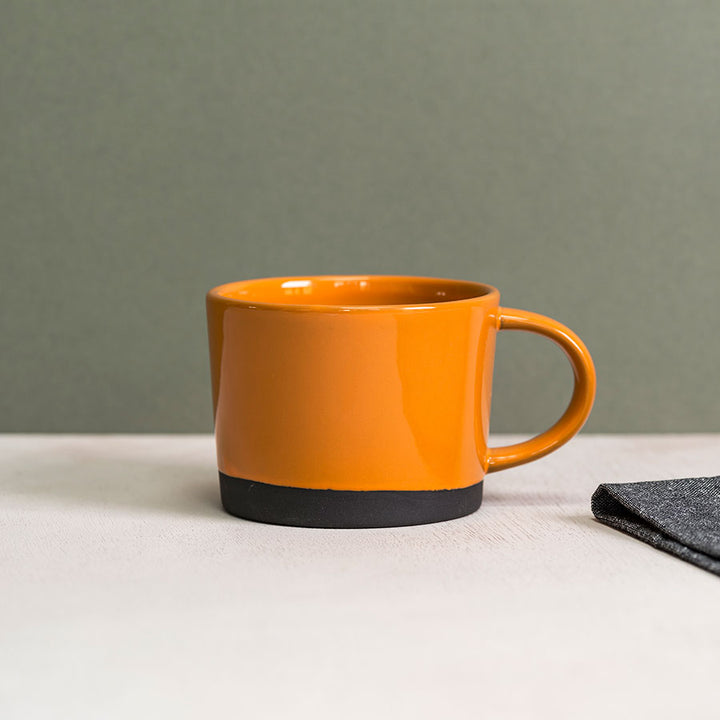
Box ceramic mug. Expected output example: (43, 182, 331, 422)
(206, 275, 595, 528)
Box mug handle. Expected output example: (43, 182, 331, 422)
(486, 307, 596, 473)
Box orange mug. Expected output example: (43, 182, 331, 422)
(206, 275, 595, 527)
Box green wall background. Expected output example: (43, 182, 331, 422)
(3, 1, 720, 433)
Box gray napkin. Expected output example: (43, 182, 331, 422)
(591, 477, 720, 576)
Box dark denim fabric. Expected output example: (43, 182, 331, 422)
(591, 477, 720, 576)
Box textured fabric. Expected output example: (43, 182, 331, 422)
(592, 477, 720, 576)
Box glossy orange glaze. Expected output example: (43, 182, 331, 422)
(207, 276, 595, 491)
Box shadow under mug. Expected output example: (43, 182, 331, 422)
(206, 275, 596, 528)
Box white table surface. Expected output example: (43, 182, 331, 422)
(2, 434, 720, 719)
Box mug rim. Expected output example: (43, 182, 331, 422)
(206, 275, 500, 313)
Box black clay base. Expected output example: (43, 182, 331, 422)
(219, 472, 483, 528)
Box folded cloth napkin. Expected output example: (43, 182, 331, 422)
(591, 477, 720, 576)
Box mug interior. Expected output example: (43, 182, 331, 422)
(212, 276, 494, 308)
